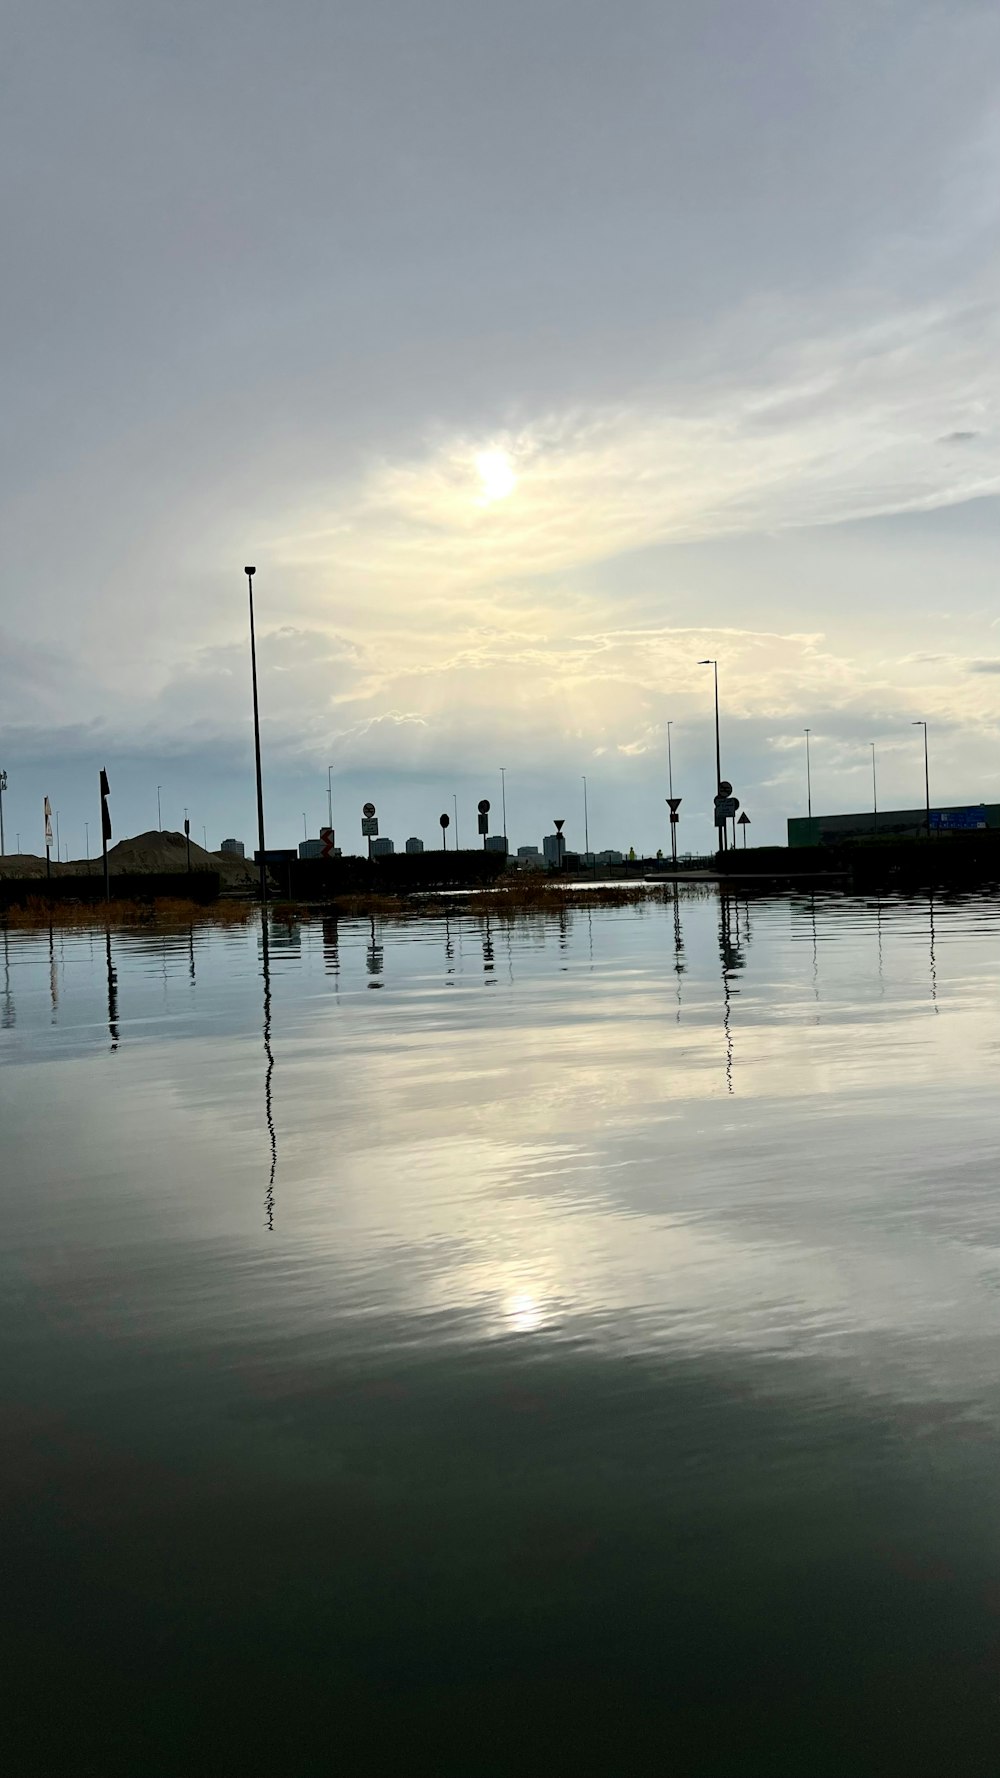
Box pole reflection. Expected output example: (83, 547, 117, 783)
(366, 916, 384, 987)
(928, 893, 938, 1011)
(2, 925, 13, 1029)
(261, 918, 277, 1232)
(49, 924, 58, 1022)
(718, 892, 747, 1095)
(672, 887, 685, 1023)
(106, 928, 119, 1051)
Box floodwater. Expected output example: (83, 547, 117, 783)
(4, 890, 1000, 1776)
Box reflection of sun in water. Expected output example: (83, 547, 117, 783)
(504, 1290, 545, 1334)
(475, 449, 517, 504)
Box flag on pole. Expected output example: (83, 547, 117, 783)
(44, 797, 53, 846)
(100, 769, 112, 843)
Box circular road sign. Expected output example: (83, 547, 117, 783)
(717, 780, 733, 797)
(439, 812, 450, 827)
(478, 799, 491, 813)
(363, 801, 376, 818)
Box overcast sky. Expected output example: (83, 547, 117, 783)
(4, 0, 1000, 856)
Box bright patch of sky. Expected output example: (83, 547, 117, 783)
(4, 0, 1000, 854)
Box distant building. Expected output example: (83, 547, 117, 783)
(371, 837, 395, 857)
(596, 849, 624, 866)
(788, 805, 1000, 847)
(405, 837, 424, 854)
(485, 834, 508, 854)
(543, 833, 566, 865)
(220, 838, 245, 858)
(517, 845, 539, 858)
(299, 838, 323, 859)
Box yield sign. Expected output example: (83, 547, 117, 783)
(666, 796, 682, 811)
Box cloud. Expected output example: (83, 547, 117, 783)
(966, 659, 1000, 674)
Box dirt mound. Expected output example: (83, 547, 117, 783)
(0, 833, 257, 886)
(102, 831, 257, 884)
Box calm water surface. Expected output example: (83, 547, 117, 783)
(5, 890, 1000, 1775)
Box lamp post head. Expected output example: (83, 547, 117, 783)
(697, 659, 714, 665)
(244, 565, 256, 577)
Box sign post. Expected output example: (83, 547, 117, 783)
(478, 798, 490, 848)
(439, 812, 450, 851)
(44, 796, 53, 879)
(554, 817, 565, 870)
(362, 802, 377, 860)
(320, 826, 335, 858)
(738, 811, 750, 849)
(713, 790, 739, 861)
(666, 796, 682, 867)
(0, 768, 6, 856)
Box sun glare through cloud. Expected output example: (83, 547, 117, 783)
(474, 448, 517, 504)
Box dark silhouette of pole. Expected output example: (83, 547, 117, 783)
(453, 792, 459, 848)
(245, 567, 268, 904)
(870, 742, 878, 837)
(582, 775, 589, 860)
(157, 785, 162, 831)
(0, 768, 6, 855)
(698, 659, 723, 851)
(913, 720, 930, 837)
(667, 721, 678, 868)
(327, 764, 334, 831)
(500, 767, 507, 854)
(805, 728, 812, 818)
(100, 769, 111, 902)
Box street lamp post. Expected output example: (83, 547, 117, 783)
(500, 767, 507, 855)
(327, 765, 335, 832)
(582, 775, 590, 863)
(870, 743, 878, 837)
(667, 720, 678, 868)
(0, 768, 6, 855)
(245, 567, 268, 904)
(157, 785, 162, 831)
(453, 792, 459, 849)
(805, 728, 812, 819)
(913, 721, 930, 837)
(698, 659, 723, 850)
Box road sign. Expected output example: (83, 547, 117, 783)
(737, 812, 750, 826)
(478, 812, 489, 835)
(554, 818, 565, 831)
(714, 796, 739, 825)
(320, 826, 335, 856)
(718, 780, 733, 797)
(184, 818, 190, 836)
(363, 801, 376, 818)
(669, 812, 679, 824)
(478, 799, 490, 814)
(361, 816, 378, 837)
(439, 813, 450, 827)
(666, 796, 682, 812)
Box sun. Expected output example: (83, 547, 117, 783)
(474, 448, 517, 504)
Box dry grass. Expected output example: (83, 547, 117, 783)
(3, 896, 257, 930)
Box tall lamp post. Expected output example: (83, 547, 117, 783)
(698, 658, 723, 851)
(157, 785, 162, 831)
(327, 764, 335, 832)
(245, 566, 268, 904)
(500, 766, 508, 854)
(804, 728, 812, 819)
(582, 775, 590, 862)
(667, 720, 678, 868)
(870, 742, 878, 837)
(453, 792, 459, 848)
(913, 720, 930, 838)
(0, 768, 6, 855)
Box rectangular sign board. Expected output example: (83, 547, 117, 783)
(929, 808, 988, 831)
(361, 817, 379, 838)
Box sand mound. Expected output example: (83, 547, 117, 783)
(0, 833, 257, 886)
